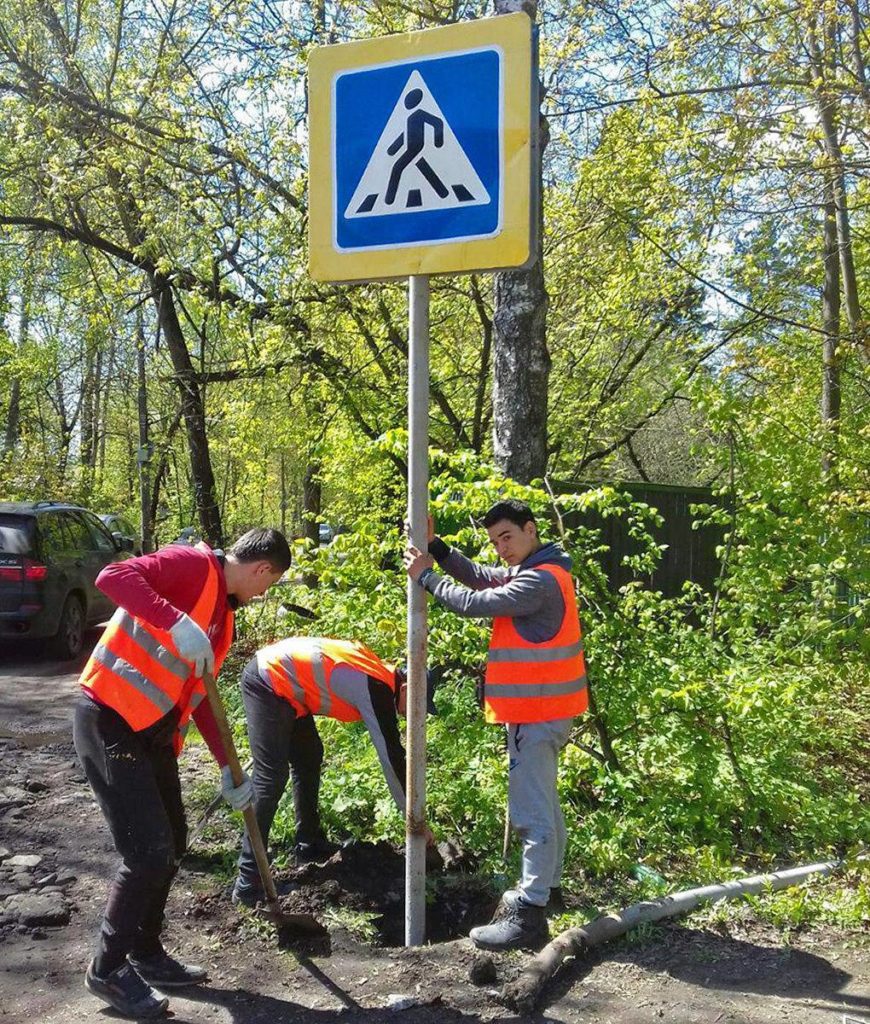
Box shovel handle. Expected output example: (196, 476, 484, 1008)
(201, 670, 280, 910)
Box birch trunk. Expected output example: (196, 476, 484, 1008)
(492, 0, 550, 483)
(821, 183, 841, 481)
(809, 14, 868, 366)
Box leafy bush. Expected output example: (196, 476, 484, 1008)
(221, 442, 868, 889)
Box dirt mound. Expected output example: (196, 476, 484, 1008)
(282, 838, 499, 945)
(182, 838, 498, 947)
(186, 838, 497, 947)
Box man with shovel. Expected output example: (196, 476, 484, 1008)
(73, 528, 291, 1019)
(231, 636, 439, 907)
(404, 499, 587, 951)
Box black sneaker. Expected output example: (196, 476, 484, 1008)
(128, 951, 208, 988)
(85, 959, 169, 1018)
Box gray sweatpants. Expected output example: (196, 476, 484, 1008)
(507, 717, 574, 907)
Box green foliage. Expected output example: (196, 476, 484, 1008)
(215, 443, 869, 898)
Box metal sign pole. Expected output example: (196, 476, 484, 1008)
(405, 273, 430, 947)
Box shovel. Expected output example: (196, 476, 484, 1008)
(201, 669, 326, 942)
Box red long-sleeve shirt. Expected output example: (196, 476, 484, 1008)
(90, 544, 232, 765)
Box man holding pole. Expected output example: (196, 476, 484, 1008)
(73, 528, 291, 1019)
(404, 499, 587, 951)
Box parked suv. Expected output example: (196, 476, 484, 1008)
(0, 501, 132, 659)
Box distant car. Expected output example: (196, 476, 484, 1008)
(99, 513, 143, 556)
(318, 523, 334, 545)
(0, 501, 132, 659)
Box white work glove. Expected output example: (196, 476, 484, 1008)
(221, 765, 254, 811)
(169, 613, 214, 677)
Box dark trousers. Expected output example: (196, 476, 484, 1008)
(237, 661, 324, 888)
(73, 696, 186, 971)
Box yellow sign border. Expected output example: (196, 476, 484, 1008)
(308, 13, 533, 282)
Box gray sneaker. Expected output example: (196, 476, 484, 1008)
(84, 959, 169, 1018)
(469, 890, 549, 952)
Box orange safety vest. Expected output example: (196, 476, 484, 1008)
(260, 637, 395, 722)
(484, 563, 588, 725)
(80, 543, 234, 754)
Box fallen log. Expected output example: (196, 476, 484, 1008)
(500, 855, 861, 1014)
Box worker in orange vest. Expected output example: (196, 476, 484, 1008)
(231, 637, 438, 907)
(404, 499, 587, 951)
(73, 528, 291, 1019)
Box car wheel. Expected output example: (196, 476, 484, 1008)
(52, 594, 85, 660)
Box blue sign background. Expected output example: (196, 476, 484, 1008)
(334, 49, 501, 251)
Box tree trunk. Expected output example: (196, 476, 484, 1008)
(470, 275, 493, 453)
(3, 287, 27, 456)
(150, 274, 223, 546)
(302, 457, 322, 588)
(136, 312, 154, 553)
(847, 0, 870, 110)
(280, 453, 288, 535)
(3, 379, 20, 457)
(55, 375, 72, 484)
(80, 341, 100, 491)
(97, 333, 115, 482)
(821, 183, 841, 481)
(809, 14, 869, 366)
(492, 0, 550, 483)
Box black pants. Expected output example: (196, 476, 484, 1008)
(236, 661, 324, 888)
(73, 696, 186, 971)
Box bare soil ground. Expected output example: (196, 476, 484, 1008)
(1, 637, 868, 1024)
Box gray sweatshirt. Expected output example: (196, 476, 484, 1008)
(329, 666, 407, 812)
(420, 540, 572, 644)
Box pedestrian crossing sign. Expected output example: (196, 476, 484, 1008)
(308, 13, 535, 282)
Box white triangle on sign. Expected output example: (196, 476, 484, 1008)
(344, 70, 490, 219)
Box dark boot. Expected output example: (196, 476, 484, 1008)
(547, 886, 566, 913)
(469, 890, 549, 951)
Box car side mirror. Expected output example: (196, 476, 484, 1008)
(112, 531, 134, 552)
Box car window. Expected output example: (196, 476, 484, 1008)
(0, 515, 34, 554)
(39, 513, 69, 559)
(62, 512, 97, 552)
(80, 511, 117, 553)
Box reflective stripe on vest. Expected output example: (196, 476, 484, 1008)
(89, 639, 177, 714)
(261, 638, 394, 722)
(484, 563, 588, 725)
(487, 639, 585, 663)
(80, 544, 233, 749)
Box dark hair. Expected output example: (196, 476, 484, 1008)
(228, 528, 292, 572)
(481, 499, 536, 530)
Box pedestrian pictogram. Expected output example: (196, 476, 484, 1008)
(346, 71, 489, 218)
